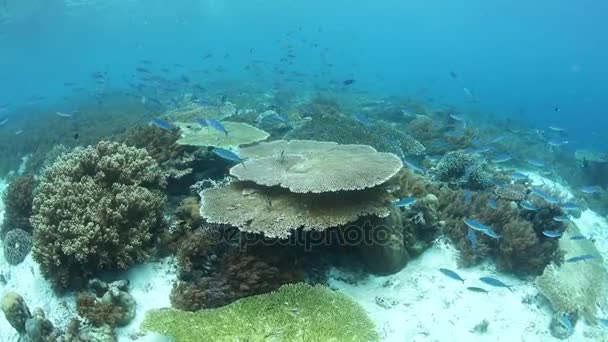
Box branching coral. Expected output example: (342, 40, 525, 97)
(435, 151, 492, 190)
(438, 189, 561, 274)
(31, 141, 166, 290)
(1, 174, 35, 239)
(144, 283, 379, 342)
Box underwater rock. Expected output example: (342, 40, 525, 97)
(0, 174, 35, 239)
(31, 141, 167, 290)
(1, 291, 31, 334)
(176, 121, 269, 148)
(77, 279, 136, 327)
(145, 283, 379, 341)
(2, 228, 33, 265)
(233, 140, 403, 193)
(25, 307, 55, 342)
(200, 181, 392, 239)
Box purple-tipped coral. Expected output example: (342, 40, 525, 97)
(31, 141, 166, 290)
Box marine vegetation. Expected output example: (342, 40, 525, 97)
(30, 141, 167, 290)
(0, 174, 35, 239)
(439, 189, 562, 275)
(143, 283, 379, 342)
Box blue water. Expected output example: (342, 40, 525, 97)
(1, 0, 607, 149)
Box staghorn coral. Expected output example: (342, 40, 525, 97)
(31, 141, 166, 290)
(1, 174, 35, 239)
(200, 181, 392, 239)
(438, 189, 561, 274)
(144, 283, 379, 342)
(234, 140, 403, 193)
(176, 121, 269, 148)
(435, 151, 492, 190)
(3, 228, 33, 265)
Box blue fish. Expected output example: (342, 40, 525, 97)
(569, 235, 587, 240)
(464, 189, 472, 205)
(490, 135, 506, 144)
(481, 227, 501, 240)
(439, 268, 465, 283)
(566, 254, 598, 263)
(548, 138, 568, 147)
(558, 315, 573, 333)
(392, 197, 417, 208)
(488, 198, 498, 209)
(195, 118, 208, 127)
(353, 113, 371, 126)
(151, 117, 176, 130)
(553, 215, 570, 222)
(463, 218, 493, 233)
(581, 185, 603, 194)
(467, 228, 478, 251)
(599, 318, 608, 328)
(531, 188, 561, 204)
(212, 147, 246, 166)
(561, 202, 582, 211)
(206, 118, 228, 136)
(526, 159, 547, 168)
(466, 286, 489, 294)
(403, 159, 427, 174)
(465, 146, 492, 154)
(511, 172, 529, 181)
(542, 230, 562, 238)
(492, 153, 512, 163)
(520, 200, 539, 211)
(479, 277, 514, 292)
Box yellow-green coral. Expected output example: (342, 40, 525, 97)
(176, 121, 269, 148)
(141, 283, 379, 342)
(31, 141, 166, 289)
(200, 181, 392, 239)
(232, 140, 403, 193)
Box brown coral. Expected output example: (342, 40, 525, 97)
(31, 141, 167, 290)
(1, 174, 35, 239)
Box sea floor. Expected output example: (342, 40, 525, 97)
(1, 173, 608, 341)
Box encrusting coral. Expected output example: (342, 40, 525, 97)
(0, 174, 35, 239)
(232, 140, 403, 193)
(31, 141, 167, 290)
(144, 283, 379, 342)
(2, 228, 33, 265)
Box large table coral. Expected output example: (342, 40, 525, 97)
(30, 141, 167, 290)
(232, 140, 403, 193)
(141, 283, 379, 342)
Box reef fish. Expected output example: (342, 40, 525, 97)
(553, 215, 570, 222)
(392, 197, 416, 208)
(526, 159, 547, 168)
(531, 188, 561, 204)
(581, 185, 603, 194)
(195, 118, 208, 127)
(488, 198, 497, 209)
(511, 172, 529, 181)
(206, 118, 228, 136)
(548, 138, 568, 147)
(542, 230, 562, 238)
(464, 189, 472, 205)
(492, 153, 512, 163)
(466, 286, 488, 294)
(439, 268, 465, 283)
(481, 227, 501, 240)
(558, 315, 574, 333)
(353, 113, 371, 126)
(404, 159, 427, 174)
(561, 202, 583, 211)
(212, 147, 246, 166)
(520, 200, 539, 211)
(467, 228, 478, 251)
(151, 118, 176, 130)
(569, 235, 587, 240)
(479, 277, 513, 292)
(565, 254, 598, 263)
(463, 218, 493, 233)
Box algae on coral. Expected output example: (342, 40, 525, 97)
(141, 283, 379, 342)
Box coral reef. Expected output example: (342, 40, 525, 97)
(200, 181, 392, 239)
(77, 279, 136, 327)
(170, 227, 306, 311)
(176, 121, 269, 148)
(233, 140, 403, 193)
(0, 174, 35, 239)
(435, 151, 492, 190)
(31, 141, 167, 289)
(536, 226, 608, 324)
(494, 183, 527, 201)
(143, 283, 379, 342)
(284, 112, 425, 156)
(438, 189, 561, 274)
(2, 228, 33, 265)
(25, 307, 55, 342)
(1, 291, 31, 334)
